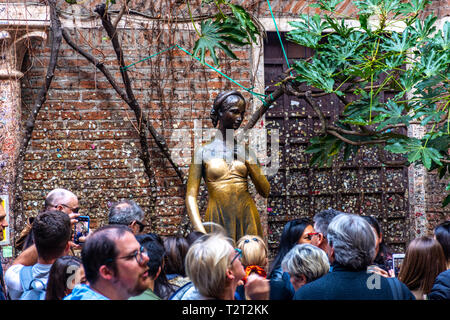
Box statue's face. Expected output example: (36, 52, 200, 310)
(219, 96, 246, 130)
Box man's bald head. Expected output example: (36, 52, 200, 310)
(44, 188, 79, 214)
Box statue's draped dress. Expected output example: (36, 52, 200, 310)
(186, 139, 270, 242)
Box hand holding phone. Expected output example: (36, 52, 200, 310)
(392, 253, 405, 277)
(73, 216, 90, 244)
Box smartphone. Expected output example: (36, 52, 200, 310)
(73, 216, 90, 244)
(392, 253, 405, 277)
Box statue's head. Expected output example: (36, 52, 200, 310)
(211, 90, 246, 128)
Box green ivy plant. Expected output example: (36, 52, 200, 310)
(194, 0, 449, 206)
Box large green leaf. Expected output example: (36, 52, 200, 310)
(228, 4, 259, 43)
(293, 57, 336, 93)
(385, 138, 443, 169)
(380, 28, 417, 54)
(322, 35, 360, 68)
(287, 14, 329, 49)
(412, 15, 437, 41)
(433, 21, 450, 51)
(193, 19, 247, 66)
(398, 0, 431, 15)
(306, 135, 343, 167)
(420, 50, 448, 78)
(376, 99, 411, 130)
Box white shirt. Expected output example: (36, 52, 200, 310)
(4, 263, 52, 300)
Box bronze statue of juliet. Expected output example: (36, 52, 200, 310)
(185, 90, 270, 242)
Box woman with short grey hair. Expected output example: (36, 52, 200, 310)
(281, 244, 329, 291)
(327, 213, 376, 270)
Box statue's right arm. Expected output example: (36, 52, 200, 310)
(185, 148, 207, 234)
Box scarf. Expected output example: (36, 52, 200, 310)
(243, 265, 267, 283)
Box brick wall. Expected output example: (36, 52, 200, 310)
(18, 24, 255, 238)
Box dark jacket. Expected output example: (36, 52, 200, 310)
(269, 271, 295, 300)
(293, 264, 415, 300)
(428, 269, 450, 300)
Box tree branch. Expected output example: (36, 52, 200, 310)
(96, 5, 184, 183)
(243, 86, 285, 130)
(62, 29, 129, 103)
(243, 70, 294, 130)
(94, 4, 173, 218)
(63, 28, 185, 185)
(112, 0, 131, 30)
(327, 129, 387, 146)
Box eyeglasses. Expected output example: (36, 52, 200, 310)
(56, 204, 80, 213)
(230, 248, 242, 266)
(116, 245, 148, 265)
(305, 232, 320, 241)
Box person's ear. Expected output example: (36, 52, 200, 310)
(129, 220, 139, 234)
(291, 274, 307, 290)
(318, 233, 327, 247)
(99, 265, 114, 280)
(154, 266, 162, 281)
(64, 241, 71, 255)
(226, 268, 234, 281)
(327, 246, 335, 262)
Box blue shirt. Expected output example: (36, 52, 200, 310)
(64, 284, 109, 300)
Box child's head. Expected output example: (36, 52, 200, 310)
(236, 235, 268, 269)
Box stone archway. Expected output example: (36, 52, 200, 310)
(0, 3, 48, 249)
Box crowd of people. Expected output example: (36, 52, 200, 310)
(0, 188, 449, 301)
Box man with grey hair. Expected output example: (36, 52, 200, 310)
(293, 214, 415, 300)
(310, 208, 345, 253)
(108, 200, 146, 235)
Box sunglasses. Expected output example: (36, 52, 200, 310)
(56, 204, 80, 213)
(305, 232, 320, 241)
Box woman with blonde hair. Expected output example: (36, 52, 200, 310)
(170, 226, 269, 300)
(236, 235, 268, 281)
